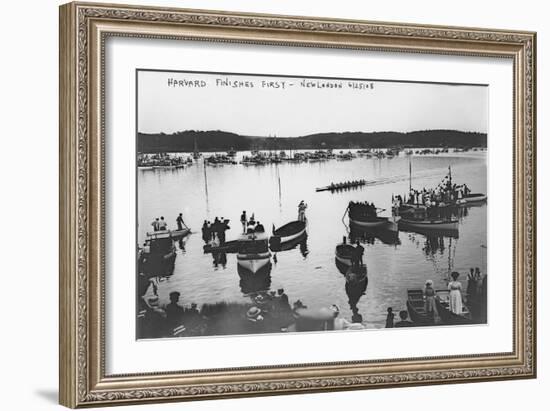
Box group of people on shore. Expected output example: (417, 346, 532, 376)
(138, 290, 203, 338)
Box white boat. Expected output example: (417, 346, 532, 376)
(459, 193, 487, 204)
(384, 216, 401, 232)
(237, 231, 271, 274)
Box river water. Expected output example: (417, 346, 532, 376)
(138, 150, 487, 330)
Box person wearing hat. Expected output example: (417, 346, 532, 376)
(385, 307, 395, 328)
(424, 280, 436, 317)
(394, 310, 413, 327)
(246, 306, 263, 322)
(448, 271, 464, 315)
(277, 288, 289, 307)
(240, 211, 247, 233)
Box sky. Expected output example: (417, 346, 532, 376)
(137, 70, 488, 136)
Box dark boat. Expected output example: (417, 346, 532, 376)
(269, 220, 307, 248)
(335, 242, 355, 267)
(203, 239, 240, 254)
(406, 289, 435, 325)
(348, 201, 399, 231)
(434, 290, 473, 325)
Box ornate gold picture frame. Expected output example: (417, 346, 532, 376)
(59, 2, 536, 408)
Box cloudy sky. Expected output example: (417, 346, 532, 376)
(137, 70, 488, 136)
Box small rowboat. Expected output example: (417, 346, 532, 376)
(459, 193, 487, 204)
(406, 289, 434, 325)
(269, 220, 307, 248)
(146, 228, 191, 241)
(435, 290, 473, 325)
(335, 243, 355, 266)
(237, 231, 271, 274)
(398, 218, 459, 231)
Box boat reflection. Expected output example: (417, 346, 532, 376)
(349, 222, 401, 246)
(269, 232, 309, 256)
(344, 267, 368, 323)
(334, 239, 368, 322)
(238, 262, 272, 295)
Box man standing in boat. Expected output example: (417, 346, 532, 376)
(298, 201, 307, 222)
(240, 211, 247, 233)
(151, 217, 160, 232)
(176, 213, 187, 231)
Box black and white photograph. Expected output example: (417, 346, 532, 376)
(136, 69, 488, 339)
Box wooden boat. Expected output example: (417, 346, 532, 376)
(406, 289, 434, 325)
(236, 231, 271, 274)
(269, 220, 307, 247)
(335, 243, 355, 267)
(399, 218, 459, 231)
(203, 239, 240, 254)
(396, 204, 459, 231)
(349, 216, 388, 229)
(146, 228, 191, 241)
(348, 201, 398, 231)
(435, 290, 473, 325)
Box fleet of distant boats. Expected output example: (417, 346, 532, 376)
(137, 146, 487, 169)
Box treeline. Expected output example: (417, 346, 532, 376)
(137, 129, 487, 153)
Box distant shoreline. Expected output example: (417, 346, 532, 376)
(137, 129, 487, 154)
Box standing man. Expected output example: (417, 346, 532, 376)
(240, 211, 247, 233)
(158, 216, 167, 230)
(151, 217, 160, 232)
(176, 213, 186, 231)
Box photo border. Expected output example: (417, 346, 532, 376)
(59, 2, 536, 407)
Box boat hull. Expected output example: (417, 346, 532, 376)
(237, 253, 271, 274)
(270, 222, 307, 246)
(399, 218, 459, 231)
(349, 217, 387, 229)
(460, 194, 487, 204)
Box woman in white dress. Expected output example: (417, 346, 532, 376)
(448, 271, 463, 315)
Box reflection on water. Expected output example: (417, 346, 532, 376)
(137, 150, 487, 337)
